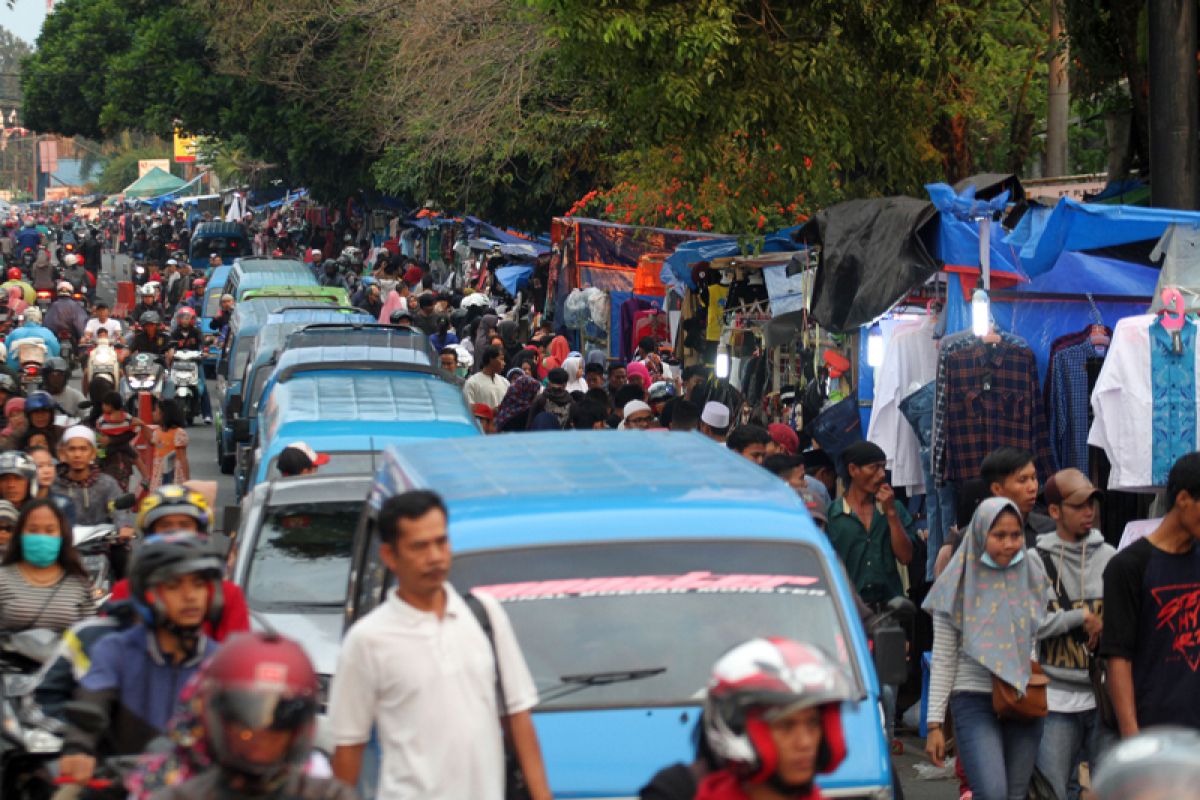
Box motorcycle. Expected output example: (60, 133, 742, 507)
(84, 336, 121, 393)
(130, 255, 148, 287)
(168, 350, 203, 426)
(12, 340, 47, 392)
(119, 352, 166, 413)
(0, 630, 63, 800)
(18, 249, 34, 275)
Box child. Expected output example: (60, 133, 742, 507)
(95, 392, 141, 491)
(148, 399, 188, 490)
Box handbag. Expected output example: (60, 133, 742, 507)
(810, 394, 863, 463)
(465, 593, 532, 800)
(992, 661, 1049, 721)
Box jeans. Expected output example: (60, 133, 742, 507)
(951, 691, 1045, 800)
(1035, 708, 1115, 800)
(898, 382, 956, 579)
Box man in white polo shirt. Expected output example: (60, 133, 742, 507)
(329, 490, 551, 800)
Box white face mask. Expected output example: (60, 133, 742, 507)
(981, 549, 1025, 570)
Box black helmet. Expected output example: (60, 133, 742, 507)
(390, 308, 412, 325)
(44, 357, 69, 374)
(141, 311, 162, 326)
(130, 534, 224, 628)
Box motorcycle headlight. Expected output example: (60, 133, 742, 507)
(23, 727, 62, 754)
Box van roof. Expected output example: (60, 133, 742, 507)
(236, 270, 319, 293)
(192, 221, 247, 239)
(272, 342, 434, 379)
(231, 295, 324, 333)
(233, 257, 309, 274)
(282, 324, 432, 357)
(264, 372, 476, 432)
(369, 431, 804, 519)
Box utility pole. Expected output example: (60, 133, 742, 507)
(1045, 0, 1069, 177)
(1148, 0, 1199, 210)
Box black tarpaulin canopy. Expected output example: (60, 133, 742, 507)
(797, 196, 940, 332)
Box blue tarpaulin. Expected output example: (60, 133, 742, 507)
(1006, 197, 1200, 278)
(944, 250, 1159, 383)
(662, 227, 801, 290)
(927, 183, 1026, 279)
(495, 265, 534, 295)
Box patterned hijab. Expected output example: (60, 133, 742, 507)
(922, 496, 1046, 691)
(494, 374, 541, 431)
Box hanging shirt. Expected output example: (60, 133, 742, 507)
(1049, 337, 1106, 472)
(867, 318, 936, 494)
(1089, 315, 1200, 491)
(938, 336, 1054, 484)
(1151, 224, 1200, 313)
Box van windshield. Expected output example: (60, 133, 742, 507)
(449, 540, 862, 710)
(244, 501, 358, 608)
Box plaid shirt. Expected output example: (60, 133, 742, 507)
(1049, 340, 1104, 472)
(940, 338, 1054, 483)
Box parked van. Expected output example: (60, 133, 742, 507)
(346, 432, 900, 799)
(189, 221, 252, 271)
(245, 349, 477, 492)
(225, 258, 317, 302)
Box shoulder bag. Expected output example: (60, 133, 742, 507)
(464, 593, 532, 800)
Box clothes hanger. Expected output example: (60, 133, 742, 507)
(1159, 286, 1186, 354)
(1085, 293, 1110, 349)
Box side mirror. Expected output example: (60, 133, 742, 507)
(231, 419, 250, 442)
(873, 624, 908, 686)
(886, 596, 917, 622)
(226, 394, 242, 416)
(108, 492, 137, 512)
(222, 505, 241, 540)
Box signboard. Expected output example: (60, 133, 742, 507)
(138, 159, 170, 178)
(174, 129, 198, 163)
(38, 139, 58, 174)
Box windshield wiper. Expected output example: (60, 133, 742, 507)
(539, 667, 667, 704)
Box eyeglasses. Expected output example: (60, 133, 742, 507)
(626, 415, 654, 428)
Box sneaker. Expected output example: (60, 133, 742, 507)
(203, 416, 213, 424)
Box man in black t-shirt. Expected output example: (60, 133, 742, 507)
(1100, 452, 1200, 737)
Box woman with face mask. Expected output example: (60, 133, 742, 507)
(0, 498, 96, 633)
(923, 497, 1050, 800)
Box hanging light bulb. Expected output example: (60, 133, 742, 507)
(971, 289, 990, 337)
(715, 338, 730, 380)
(867, 330, 884, 368)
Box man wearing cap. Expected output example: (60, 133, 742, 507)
(277, 442, 331, 478)
(53, 425, 134, 537)
(208, 252, 223, 275)
(621, 400, 655, 430)
(1031, 469, 1116, 800)
(824, 440, 917, 608)
(698, 401, 730, 444)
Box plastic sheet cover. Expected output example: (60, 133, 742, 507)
(944, 251, 1159, 383)
(802, 196, 939, 332)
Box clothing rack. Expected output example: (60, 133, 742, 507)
(989, 290, 1153, 304)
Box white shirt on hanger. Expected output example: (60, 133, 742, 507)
(1088, 314, 1200, 492)
(867, 316, 937, 494)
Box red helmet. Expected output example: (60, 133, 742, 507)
(6, 268, 21, 281)
(200, 633, 319, 781)
(703, 638, 853, 784)
(176, 306, 196, 322)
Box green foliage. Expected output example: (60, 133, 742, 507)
(94, 139, 178, 194)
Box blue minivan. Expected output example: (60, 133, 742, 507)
(246, 348, 479, 493)
(346, 432, 898, 799)
(200, 264, 232, 377)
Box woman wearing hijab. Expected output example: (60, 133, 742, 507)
(562, 356, 588, 395)
(924, 497, 1048, 800)
(512, 348, 539, 378)
(493, 374, 541, 433)
(378, 289, 406, 325)
(496, 319, 522, 362)
(473, 313, 501, 364)
(549, 335, 570, 367)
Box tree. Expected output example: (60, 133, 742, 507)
(20, 0, 377, 199)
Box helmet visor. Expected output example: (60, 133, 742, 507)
(208, 687, 317, 731)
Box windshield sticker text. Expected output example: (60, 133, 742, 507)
(474, 571, 826, 601)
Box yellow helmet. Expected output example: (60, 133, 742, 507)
(136, 485, 211, 535)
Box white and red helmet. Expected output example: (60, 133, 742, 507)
(703, 638, 854, 783)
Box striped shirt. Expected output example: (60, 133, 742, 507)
(0, 565, 97, 633)
(927, 610, 995, 724)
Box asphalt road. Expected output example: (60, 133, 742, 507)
(90, 251, 961, 799)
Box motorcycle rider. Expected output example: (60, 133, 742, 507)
(83, 301, 124, 344)
(317, 259, 349, 291)
(30, 245, 56, 292)
(53, 424, 135, 535)
(107, 485, 250, 641)
(44, 357, 86, 417)
(21, 390, 63, 451)
(0, 450, 37, 507)
(128, 311, 174, 364)
(61, 253, 92, 299)
(147, 633, 357, 800)
(57, 535, 223, 787)
(672, 638, 856, 800)
(132, 283, 166, 327)
(45, 280, 88, 346)
(15, 217, 41, 254)
(169, 307, 212, 423)
(5, 305, 61, 370)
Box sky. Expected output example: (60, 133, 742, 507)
(5, 0, 49, 44)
